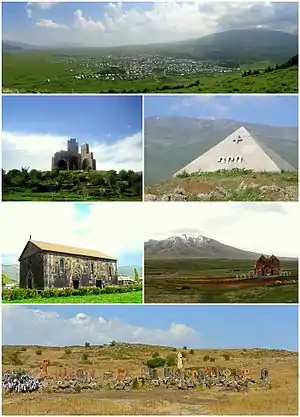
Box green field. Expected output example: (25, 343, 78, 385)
(2, 291, 142, 304)
(144, 258, 298, 304)
(3, 52, 298, 94)
(145, 170, 298, 202)
(2, 168, 142, 202)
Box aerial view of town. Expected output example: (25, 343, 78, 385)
(3, 2, 298, 93)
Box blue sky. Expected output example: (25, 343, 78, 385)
(3, 305, 298, 351)
(2, 95, 142, 171)
(1, 203, 143, 268)
(3, 2, 297, 47)
(3, 96, 142, 139)
(145, 95, 298, 127)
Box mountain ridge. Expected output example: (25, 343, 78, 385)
(3, 28, 297, 63)
(145, 234, 296, 260)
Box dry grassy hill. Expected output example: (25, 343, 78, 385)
(2, 343, 298, 415)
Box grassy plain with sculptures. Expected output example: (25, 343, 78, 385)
(2, 343, 297, 415)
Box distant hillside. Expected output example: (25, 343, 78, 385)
(144, 118, 298, 185)
(169, 29, 298, 63)
(145, 234, 297, 261)
(118, 265, 143, 276)
(4, 29, 297, 64)
(2, 265, 18, 281)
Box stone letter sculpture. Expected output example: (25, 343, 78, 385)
(177, 352, 183, 369)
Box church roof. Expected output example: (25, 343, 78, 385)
(19, 240, 116, 261)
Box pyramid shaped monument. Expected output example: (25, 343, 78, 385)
(173, 126, 295, 176)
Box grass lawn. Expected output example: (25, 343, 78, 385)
(3, 51, 298, 93)
(2, 192, 141, 202)
(3, 291, 143, 304)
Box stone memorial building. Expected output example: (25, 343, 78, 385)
(19, 239, 118, 290)
(52, 138, 96, 171)
(254, 254, 281, 277)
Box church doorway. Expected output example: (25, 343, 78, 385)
(28, 278, 32, 289)
(82, 159, 90, 171)
(69, 156, 79, 170)
(96, 279, 102, 288)
(57, 159, 68, 170)
(73, 280, 79, 289)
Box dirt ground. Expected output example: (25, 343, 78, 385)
(2, 344, 298, 415)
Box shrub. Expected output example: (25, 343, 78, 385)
(166, 354, 177, 367)
(20, 346, 27, 352)
(203, 355, 210, 362)
(2, 284, 142, 301)
(36, 349, 42, 356)
(146, 357, 166, 368)
(65, 349, 72, 355)
(82, 353, 89, 361)
(189, 349, 195, 354)
(223, 353, 230, 361)
(209, 357, 216, 363)
(183, 346, 187, 350)
(10, 351, 23, 365)
(172, 348, 177, 352)
(132, 377, 139, 390)
(85, 342, 90, 348)
(152, 352, 160, 358)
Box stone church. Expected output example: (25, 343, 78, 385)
(254, 254, 281, 277)
(52, 138, 96, 171)
(19, 239, 118, 290)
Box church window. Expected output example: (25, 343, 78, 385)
(60, 258, 64, 274)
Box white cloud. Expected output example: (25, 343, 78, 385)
(36, 19, 68, 29)
(144, 202, 299, 257)
(73, 9, 106, 32)
(26, 2, 56, 19)
(0, 202, 144, 264)
(2, 305, 199, 347)
(20, 2, 298, 46)
(2, 131, 143, 172)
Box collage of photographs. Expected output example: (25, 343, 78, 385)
(1, 0, 299, 415)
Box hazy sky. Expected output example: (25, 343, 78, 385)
(144, 95, 299, 127)
(2, 305, 298, 351)
(2, 96, 142, 172)
(144, 202, 299, 257)
(1, 203, 143, 267)
(3, 2, 298, 47)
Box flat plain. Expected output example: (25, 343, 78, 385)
(144, 258, 298, 304)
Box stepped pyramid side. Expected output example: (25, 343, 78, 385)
(173, 126, 295, 176)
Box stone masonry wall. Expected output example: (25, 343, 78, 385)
(43, 253, 117, 289)
(19, 253, 44, 290)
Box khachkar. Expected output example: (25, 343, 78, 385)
(174, 126, 295, 176)
(52, 138, 96, 171)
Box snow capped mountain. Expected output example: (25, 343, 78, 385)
(145, 234, 261, 259)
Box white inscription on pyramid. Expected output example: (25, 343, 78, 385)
(174, 126, 295, 176)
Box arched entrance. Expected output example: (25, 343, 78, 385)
(82, 159, 90, 171)
(57, 159, 68, 170)
(73, 280, 79, 289)
(69, 156, 79, 171)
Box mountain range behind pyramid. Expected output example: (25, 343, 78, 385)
(174, 126, 295, 176)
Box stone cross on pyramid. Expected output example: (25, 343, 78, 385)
(173, 126, 295, 176)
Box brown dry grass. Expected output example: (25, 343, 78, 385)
(2, 344, 298, 415)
